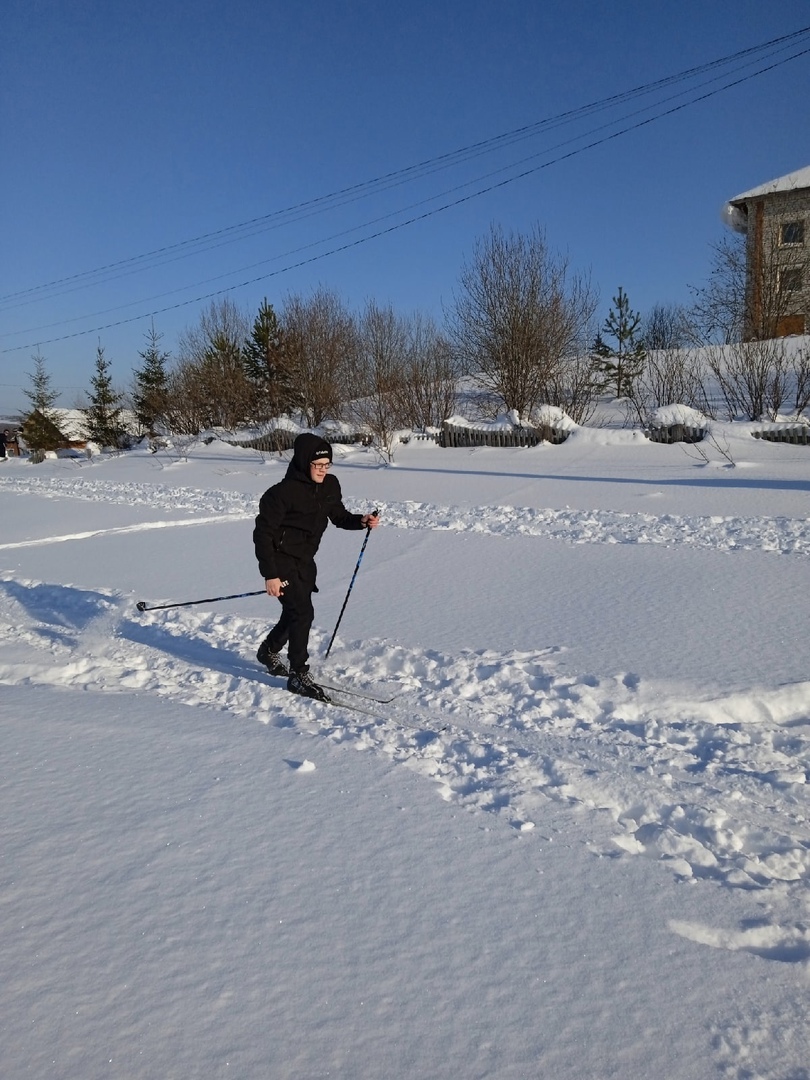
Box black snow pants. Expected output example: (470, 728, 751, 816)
(263, 563, 316, 672)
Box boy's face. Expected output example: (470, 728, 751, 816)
(309, 458, 331, 484)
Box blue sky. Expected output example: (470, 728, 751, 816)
(2, 0, 809, 412)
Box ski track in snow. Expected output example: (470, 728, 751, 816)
(2, 473, 810, 555)
(1, 570, 809, 981)
(2, 473, 810, 1019)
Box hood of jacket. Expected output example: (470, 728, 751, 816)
(286, 433, 333, 481)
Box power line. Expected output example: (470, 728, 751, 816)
(6, 44, 807, 355)
(2, 24, 808, 312)
(2, 30, 808, 354)
(6, 41, 807, 342)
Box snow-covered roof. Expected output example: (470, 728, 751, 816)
(50, 408, 90, 440)
(25, 407, 139, 440)
(729, 164, 810, 204)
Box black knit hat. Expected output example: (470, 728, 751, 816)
(310, 441, 332, 462)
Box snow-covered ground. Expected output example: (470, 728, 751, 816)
(1, 422, 809, 1079)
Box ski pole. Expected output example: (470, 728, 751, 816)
(324, 511, 377, 659)
(136, 589, 266, 613)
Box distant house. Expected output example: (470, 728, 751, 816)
(19, 407, 139, 452)
(18, 410, 80, 452)
(50, 409, 92, 442)
(726, 165, 809, 339)
(730, 165, 810, 336)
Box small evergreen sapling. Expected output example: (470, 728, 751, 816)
(591, 287, 646, 399)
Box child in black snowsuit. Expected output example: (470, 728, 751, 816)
(253, 432, 379, 699)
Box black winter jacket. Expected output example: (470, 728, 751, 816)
(253, 433, 365, 587)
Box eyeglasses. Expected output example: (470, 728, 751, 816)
(311, 461, 331, 471)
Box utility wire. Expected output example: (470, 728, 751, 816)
(5, 42, 807, 356)
(5, 42, 807, 340)
(2, 23, 808, 312)
(4, 30, 805, 319)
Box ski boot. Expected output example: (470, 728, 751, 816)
(287, 668, 330, 702)
(257, 639, 289, 676)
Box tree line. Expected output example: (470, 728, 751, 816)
(20, 222, 810, 456)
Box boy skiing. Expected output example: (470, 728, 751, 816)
(253, 432, 379, 700)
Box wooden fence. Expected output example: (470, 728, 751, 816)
(221, 420, 810, 451)
(752, 425, 810, 445)
(440, 421, 569, 448)
(645, 424, 707, 445)
(228, 431, 298, 452)
(228, 430, 372, 453)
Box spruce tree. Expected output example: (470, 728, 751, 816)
(23, 351, 60, 413)
(133, 323, 170, 432)
(85, 343, 126, 448)
(242, 299, 293, 417)
(591, 287, 646, 398)
(22, 354, 64, 451)
(21, 352, 62, 451)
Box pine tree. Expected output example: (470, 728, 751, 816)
(21, 352, 63, 451)
(242, 299, 294, 417)
(591, 287, 646, 398)
(85, 343, 126, 448)
(133, 323, 170, 432)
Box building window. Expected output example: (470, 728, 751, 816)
(779, 267, 803, 293)
(780, 221, 805, 246)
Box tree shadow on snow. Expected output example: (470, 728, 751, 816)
(337, 460, 810, 494)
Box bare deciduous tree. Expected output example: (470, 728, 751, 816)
(349, 301, 410, 461)
(448, 224, 597, 419)
(349, 306, 460, 460)
(161, 361, 213, 435)
(642, 303, 693, 351)
(688, 229, 808, 420)
(179, 298, 250, 366)
(688, 234, 748, 346)
(281, 287, 355, 427)
(543, 353, 598, 425)
(792, 344, 810, 415)
(705, 337, 791, 421)
(632, 347, 713, 421)
(395, 314, 458, 431)
(166, 299, 254, 431)
(689, 230, 806, 345)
